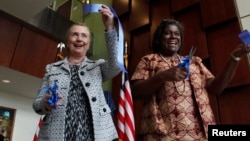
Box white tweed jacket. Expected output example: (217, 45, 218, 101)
(33, 29, 121, 141)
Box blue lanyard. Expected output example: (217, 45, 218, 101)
(239, 30, 250, 45)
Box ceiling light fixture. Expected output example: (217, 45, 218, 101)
(2, 80, 11, 83)
(78, 0, 90, 4)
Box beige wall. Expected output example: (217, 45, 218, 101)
(235, 0, 250, 67)
(235, 0, 250, 31)
(0, 91, 40, 141)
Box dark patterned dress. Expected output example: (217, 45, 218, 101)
(64, 65, 94, 141)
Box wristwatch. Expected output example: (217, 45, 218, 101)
(231, 53, 241, 61)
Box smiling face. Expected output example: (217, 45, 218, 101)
(160, 24, 182, 56)
(66, 24, 91, 58)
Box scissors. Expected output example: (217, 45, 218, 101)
(188, 46, 197, 59)
(178, 46, 197, 78)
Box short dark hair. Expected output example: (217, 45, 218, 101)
(152, 19, 184, 53)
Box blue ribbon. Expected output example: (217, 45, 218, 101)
(83, 4, 126, 72)
(41, 80, 59, 109)
(239, 30, 250, 45)
(178, 57, 190, 78)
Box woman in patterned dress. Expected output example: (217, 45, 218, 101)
(33, 4, 120, 141)
(130, 19, 250, 141)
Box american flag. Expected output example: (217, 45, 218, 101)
(33, 115, 44, 141)
(118, 72, 135, 141)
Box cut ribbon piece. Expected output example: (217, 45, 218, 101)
(41, 80, 59, 109)
(178, 57, 191, 78)
(239, 30, 250, 45)
(178, 46, 196, 78)
(83, 4, 126, 72)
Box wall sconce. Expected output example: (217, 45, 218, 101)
(78, 0, 90, 4)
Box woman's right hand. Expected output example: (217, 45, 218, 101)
(159, 66, 188, 81)
(43, 93, 62, 111)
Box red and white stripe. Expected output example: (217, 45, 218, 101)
(33, 115, 44, 141)
(118, 72, 135, 141)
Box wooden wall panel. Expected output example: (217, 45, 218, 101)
(208, 94, 220, 124)
(206, 20, 250, 87)
(129, 0, 150, 31)
(133, 99, 144, 140)
(112, 0, 130, 16)
(200, 0, 237, 28)
(218, 85, 250, 124)
(175, 4, 209, 59)
(171, 0, 200, 13)
(129, 28, 151, 76)
(129, 28, 151, 135)
(150, 0, 172, 47)
(57, 0, 72, 19)
(0, 13, 22, 67)
(10, 27, 58, 78)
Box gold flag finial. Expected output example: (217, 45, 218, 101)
(124, 41, 128, 69)
(57, 42, 65, 60)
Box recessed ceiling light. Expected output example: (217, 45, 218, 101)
(2, 80, 11, 83)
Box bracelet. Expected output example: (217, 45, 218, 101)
(231, 53, 241, 61)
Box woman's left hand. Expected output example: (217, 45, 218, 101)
(232, 44, 250, 59)
(99, 4, 114, 31)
